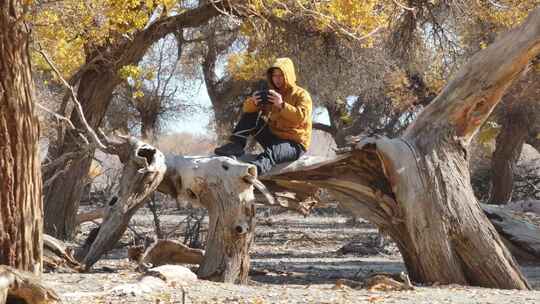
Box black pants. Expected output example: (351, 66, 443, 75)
(231, 112, 305, 175)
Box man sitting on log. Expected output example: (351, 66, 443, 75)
(214, 57, 313, 175)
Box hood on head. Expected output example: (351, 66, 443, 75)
(267, 57, 296, 89)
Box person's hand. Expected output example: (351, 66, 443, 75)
(251, 91, 262, 106)
(268, 90, 283, 108)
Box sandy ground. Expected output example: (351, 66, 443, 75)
(43, 207, 540, 303)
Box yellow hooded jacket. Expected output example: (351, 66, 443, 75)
(242, 58, 312, 150)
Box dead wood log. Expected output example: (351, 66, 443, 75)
(76, 207, 106, 224)
(158, 155, 258, 284)
(0, 266, 61, 304)
(259, 8, 540, 289)
(76, 136, 166, 269)
(139, 239, 204, 266)
(335, 272, 413, 291)
(43, 234, 82, 272)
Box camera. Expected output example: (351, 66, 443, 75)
(256, 89, 270, 105)
(255, 80, 270, 105)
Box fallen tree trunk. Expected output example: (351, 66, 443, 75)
(262, 8, 540, 289)
(76, 207, 106, 224)
(506, 200, 540, 216)
(73, 134, 261, 283)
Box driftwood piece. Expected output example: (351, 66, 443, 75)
(0, 266, 61, 304)
(77, 137, 166, 269)
(335, 272, 413, 291)
(76, 207, 106, 224)
(139, 239, 204, 266)
(158, 155, 258, 283)
(43, 234, 82, 272)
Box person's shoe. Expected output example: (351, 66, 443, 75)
(214, 141, 245, 157)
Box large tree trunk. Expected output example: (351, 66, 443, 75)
(43, 3, 224, 240)
(0, 1, 43, 274)
(270, 8, 540, 289)
(44, 70, 119, 240)
(489, 105, 527, 205)
(489, 70, 540, 205)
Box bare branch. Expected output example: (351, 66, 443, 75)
(35, 102, 75, 130)
(36, 47, 107, 150)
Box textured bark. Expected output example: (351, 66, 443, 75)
(159, 156, 257, 283)
(489, 70, 540, 205)
(43, 2, 225, 240)
(43, 70, 118, 240)
(267, 9, 540, 289)
(200, 28, 253, 141)
(76, 138, 166, 269)
(0, 1, 43, 274)
(141, 111, 159, 143)
(489, 106, 527, 204)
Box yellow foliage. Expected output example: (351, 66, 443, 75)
(316, 0, 388, 36)
(32, 0, 180, 79)
(384, 69, 417, 111)
(118, 64, 156, 98)
(226, 52, 275, 81)
(475, 0, 539, 28)
(477, 121, 500, 147)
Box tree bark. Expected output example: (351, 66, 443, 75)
(43, 69, 119, 240)
(76, 138, 166, 269)
(489, 105, 527, 204)
(140, 108, 159, 143)
(0, 1, 43, 274)
(43, 2, 225, 240)
(268, 8, 540, 289)
(160, 155, 257, 283)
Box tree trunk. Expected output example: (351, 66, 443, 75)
(489, 69, 540, 205)
(269, 8, 540, 289)
(43, 3, 224, 240)
(159, 156, 258, 283)
(489, 106, 527, 205)
(140, 111, 158, 143)
(43, 69, 120, 240)
(0, 1, 43, 274)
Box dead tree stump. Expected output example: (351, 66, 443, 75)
(159, 156, 258, 283)
(77, 137, 166, 269)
